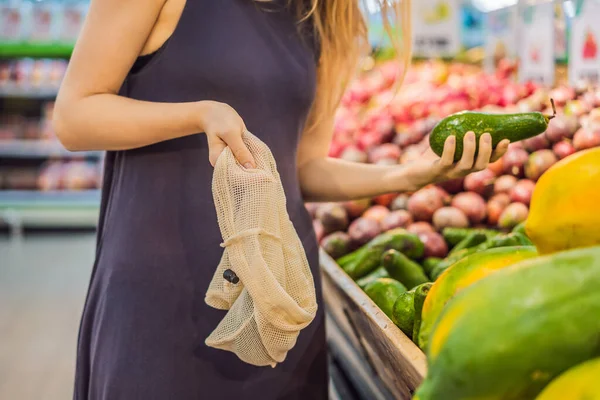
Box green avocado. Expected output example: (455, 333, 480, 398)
(429, 101, 556, 161)
(364, 278, 407, 319)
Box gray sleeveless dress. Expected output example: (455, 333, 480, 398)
(73, 1, 327, 399)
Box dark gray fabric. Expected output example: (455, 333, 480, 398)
(74, 1, 327, 399)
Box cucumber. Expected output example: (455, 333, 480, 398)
(412, 282, 433, 344)
(429, 100, 556, 161)
(364, 278, 407, 319)
(339, 230, 424, 280)
(392, 288, 416, 337)
(382, 249, 430, 290)
(422, 257, 443, 279)
(448, 231, 487, 256)
(356, 266, 389, 289)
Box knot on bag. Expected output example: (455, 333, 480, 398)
(204, 131, 318, 367)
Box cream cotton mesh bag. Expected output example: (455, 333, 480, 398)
(205, 131, 318, 367)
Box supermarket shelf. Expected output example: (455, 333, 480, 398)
(0, 84, 59, 99)
(0, 140, 103, 159)
(0, 190, 100, 232)
(0, 190, 101, 209)
(0, 42, 74, 59)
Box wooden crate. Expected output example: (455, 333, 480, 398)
(320, 249, 427, 400)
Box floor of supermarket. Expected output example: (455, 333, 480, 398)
(0, 233, 351, 400)
(1, 233, 95, 400)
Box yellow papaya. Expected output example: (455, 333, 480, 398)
(536, 357, 600, 400)
(414, 246, 600, 400)
(526, 147, 600, 254)
(418, 246, 538, 350)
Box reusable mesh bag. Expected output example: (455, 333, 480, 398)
(205, 131, 318, 367)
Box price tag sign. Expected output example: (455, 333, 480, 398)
(412, 0, 461, 58)
(518, 3, 556, 86)
(484, 6, 518, 73)
(569, 0, 600, 86)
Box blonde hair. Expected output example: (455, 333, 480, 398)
(300, 0, 412, 131)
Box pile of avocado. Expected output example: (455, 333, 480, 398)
(336, 223, 531, 345)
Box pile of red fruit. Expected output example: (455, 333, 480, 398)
(309, 61, 600, 260)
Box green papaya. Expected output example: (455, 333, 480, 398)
(382, 249, 430, 290)
(356, 266, 389, 289)
(412, 282, 433, 344)
(364, 278, 407, 319)
(418, 246, 538, 350)
(414, 245, 600, 400)
(392, 288, 416, 337)
(339, 229, 424, 280)
(429, 101, 556, 161)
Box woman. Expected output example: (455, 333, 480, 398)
(54, 0, 508, 399)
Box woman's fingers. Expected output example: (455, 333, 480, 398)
(491, 139, 510, 162)
(224, 129, 256, 169)
(439, 136, 456, 167)
(457, 131, 476, 170)
(208, 136, 227, 167)
(474, 133, 492, 170)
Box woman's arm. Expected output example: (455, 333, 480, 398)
(53, 0, 255, 167)
(297, 105, 509, 202)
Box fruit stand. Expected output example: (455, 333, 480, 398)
(321, 248, 426, 399)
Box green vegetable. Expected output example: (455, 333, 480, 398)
(422, 257, 443, 279)
(512, 221, 528, 236)
(338, 229, 424, 280)
(513, 232, 533, 246)
(429, 100, 556, 161)
(382, 249, 430, 289)
(364, 278, 407, 319)
(356, 266, 389, 289)
(448, 231, 487, 256)
(442, 227, 499, 247)
(415, 245, 600, 400)
(412, 282, 433, 344)
(392, 288, 416, 337)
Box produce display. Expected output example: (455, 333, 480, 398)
(0, 101, 56, 140)
(0, 59, 67, 92)
(0, 159, 102, 191)
(535, 357, 600, 400)
(317, 59, 600, 399)
(526, 147, 600, 254)
(416, 246, 600, 400)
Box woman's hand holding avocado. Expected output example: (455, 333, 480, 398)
(402, 131, 509, 191)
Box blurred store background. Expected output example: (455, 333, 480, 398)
(1, 0, 599, 399)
